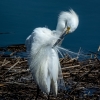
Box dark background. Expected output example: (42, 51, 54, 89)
(0, 0, 100, 52)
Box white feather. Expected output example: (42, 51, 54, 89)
(25, 9, 79, 96)
(27, 27, 60, 95)
(56, 9, 79, 35)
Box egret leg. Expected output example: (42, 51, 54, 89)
(35, 85, 40, 100)
(48, 95, 50, 100)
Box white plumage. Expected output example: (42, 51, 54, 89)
(25, 9, 79, 96)
(56, 9, 79, 35)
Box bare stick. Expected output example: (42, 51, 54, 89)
(1, 61, 10, 67)
(61, 65, 80, 70)
(2, 60, 20, 76)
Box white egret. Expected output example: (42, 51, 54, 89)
(25, 9, 79, 99)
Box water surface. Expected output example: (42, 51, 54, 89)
(0, 0, 100, 52)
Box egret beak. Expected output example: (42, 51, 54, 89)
(66, 27, 70, 34)
(53, 27, 70, 47)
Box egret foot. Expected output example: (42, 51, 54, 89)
(35, 85, 40, 100)
(48, 95, 50, 100)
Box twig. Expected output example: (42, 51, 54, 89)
(10, 51, 17, 56)
(19, 60, 27, 64)
(76, 47, 81, 60)
(62, 65, 80, 70)
(2, 60, 20, 77)
(68, 64, 96, 95)
(1, 61, 10, 67)
(1, 58, 6, 66)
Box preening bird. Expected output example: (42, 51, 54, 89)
(25, 9, 79, 99)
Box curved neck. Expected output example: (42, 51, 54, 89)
(56, 13, 70, 35)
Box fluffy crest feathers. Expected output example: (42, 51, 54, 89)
(56, 9, 79, 34)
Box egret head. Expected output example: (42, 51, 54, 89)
(56, 9, 79, 35)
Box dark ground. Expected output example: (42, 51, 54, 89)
(0, 44, 100, 100)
